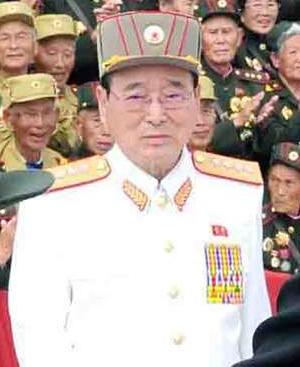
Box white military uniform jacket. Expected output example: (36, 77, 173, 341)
(9, 145, 271, 367)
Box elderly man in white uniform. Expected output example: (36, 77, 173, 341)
(8, 11, 271, 367)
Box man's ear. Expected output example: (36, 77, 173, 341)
(3, 108, 14, 130)
(96, 85, 109, 130)
(75, 114, 84, 138)
(237, 26, 244, 48)
(270, 52, 279, 69)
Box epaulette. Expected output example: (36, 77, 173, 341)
(234, 68, 270, 84)
(192, 151, 263, 185)
(264, 80, 283, 93)
(46, 155, 111, 192)
(262, 202, 277, 225)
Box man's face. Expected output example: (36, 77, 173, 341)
(241, 0, 278, 35)
(35, 36, 76, 88)
(189, 99, 217, 150)
(98, 65, 199, 172)
(268, 164, 300, 216)
(77, 108, 114, 155)
(202, 16, 242, 66)
(9, 98, 57, 154)
(0, 21, 36, 74)
(272, 35, 300, 82)
(160, 0, 198, 15)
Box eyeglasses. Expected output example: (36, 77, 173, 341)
(110, 89, 194, 111)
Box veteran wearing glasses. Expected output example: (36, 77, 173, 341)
(9, 11, 270, 367)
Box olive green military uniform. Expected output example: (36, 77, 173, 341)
(262, 143, 300, 275)
(0, 73, 68, 171)
(0, 138, 66, 171)
(48, 85, 79, 157)
(35, 14, 80, 157)
(70, 81, 99, 160)
(0, 2, 35, 145)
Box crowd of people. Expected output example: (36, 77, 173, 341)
(0, 0, 300, 366)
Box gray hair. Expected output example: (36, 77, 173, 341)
(277, 23, 300, 53)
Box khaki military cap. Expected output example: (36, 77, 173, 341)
(3, 73, 58, 107)
(35, 14, 79, 41)
(270, 142, 300, 172)
(0, 1, 34, 27)
(199, 76, 217, 100)
(97, 11, 201, 81)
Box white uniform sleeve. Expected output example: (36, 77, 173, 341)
(9, 195, 73, 367)
(239, 185, 271, 358)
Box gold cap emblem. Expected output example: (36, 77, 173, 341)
(143, 25, 165, 45)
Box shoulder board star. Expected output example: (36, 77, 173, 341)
(234, 68, 270, 84)
(46, 155, 111, 192)
(193, 151, 263, 185)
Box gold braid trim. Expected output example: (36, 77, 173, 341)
(123, 180, 149, 211)
(174, 178, 192, 211)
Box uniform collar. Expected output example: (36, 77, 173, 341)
(106, 144, 193, 211)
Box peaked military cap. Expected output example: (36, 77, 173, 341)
(97, 11, 201, 82)
(270, 142, 300, 172)
(77, 82, 99, 111)
(3, 73, 58, 108)
(199, 0, 239, 23)
(267, 21, 300, 52)
(35, 14, 79, 41)
(199, 76, 217, 100)
(0, 1, 34, 27)
(0, 170, 54, 210)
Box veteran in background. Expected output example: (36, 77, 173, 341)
(188, 76, 217, 152)
(253, 22, 300, 169)
(235, 0, 280, 75)
(34, 14, 80, 157)
(72, 81, 114, 159)
(9, 11, 270, 367)
(0, 73, 66, 170)
(262, 142, 300, 275)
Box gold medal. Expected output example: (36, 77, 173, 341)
(262, 237, 274, 252)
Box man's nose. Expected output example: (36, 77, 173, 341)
(145, 99, 167, 126)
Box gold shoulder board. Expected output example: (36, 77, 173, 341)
(47, 155, 111, 192)
(193, 151, 263, 185)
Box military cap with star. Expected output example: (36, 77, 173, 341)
(96, 11, 201, 82)
(35, 14, 81, 41)
(77, 82, 99, 112)
(267, 21, 299, 52)
(199, 0, 239, 23)
(270, 142, 300, 172)
(2, 73, 58, 108)
(0, 1, 34, 27)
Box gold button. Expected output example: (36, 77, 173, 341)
(164, 241, 174, 253)
(288, 226, 295, 235)
(155, 194, 169, 208)
(168, 286, 180, 299)
(172, 333, 185, 345)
